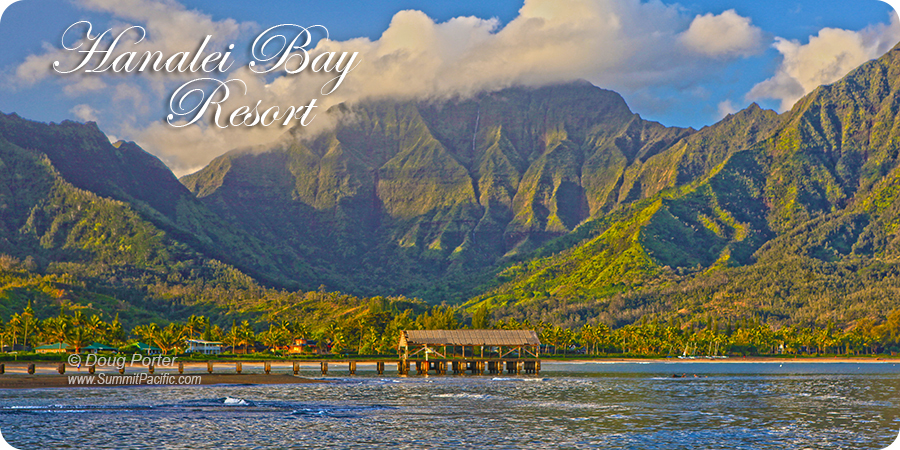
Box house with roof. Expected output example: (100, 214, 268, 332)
(185, 339, 222, 355)
(126, 342, 162, 355)
(35, 342, 71, 354)
(83, 343, 118, 354)
(287, 338, 328, 355)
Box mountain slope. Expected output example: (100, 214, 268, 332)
(0, 113, 316, 288)
(0, 115, 335, 326)
(181, 83, 692, 298)
(467, 44, 900, 327)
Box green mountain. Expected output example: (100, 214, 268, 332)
(182, 82, 690, 298)
(0, 113, 328, 325)
(468, 45, 900, 328)
(5, 44, 900, 330)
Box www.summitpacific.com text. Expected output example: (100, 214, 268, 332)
(67, 374, 202, 385)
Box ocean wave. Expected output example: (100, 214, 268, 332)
(434, 393, 491, 399)
(223, 397, 254, 406)
(289, 404, 394, 419)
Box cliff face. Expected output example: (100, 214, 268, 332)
(181, 83, 692, 295)
(467, 45, 900, 327)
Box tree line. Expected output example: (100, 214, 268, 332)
(4, 301, 900, 357)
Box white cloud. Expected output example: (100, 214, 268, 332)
(748, 15, 900, 111)
(11, 0, 254, 87)
(295, 0, 763, 103)
(9, 0, 770, 174)
(125, 115, 287, 177)
(680, 10, 766, 57)
(62, 77, 107, 97)
(113, 83, 146, 110)
(142, 0, 771, 173)
(71, 104, 99, 122)
(717, 99, 739, 119)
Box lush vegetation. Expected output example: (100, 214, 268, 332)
(465, 46, 900, 329)
(4, 43, 900, 343)
(6, 300, 900, 359)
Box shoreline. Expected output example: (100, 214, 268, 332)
(0, 356, 896, 389)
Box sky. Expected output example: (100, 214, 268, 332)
(0, 0, 898, 176)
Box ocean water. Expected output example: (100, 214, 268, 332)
(1, 362, 899, 449)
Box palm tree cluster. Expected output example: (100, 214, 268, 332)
(570, 316, 898, 357)
(4, 301, 900, 357)
(0, 302, 125, 354)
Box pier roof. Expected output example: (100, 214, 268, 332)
(400, 329, 540, 347)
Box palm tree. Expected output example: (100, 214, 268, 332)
(7, 314, 20, 347)
(69, 327, 92, 354)
(154, 324, 184, 355)
(43, 317, 72, 347)
(291, 322, 310, 340)
(184, 315, 204, 340)
(236, 321, 255, 354)
(0, 320, 7, 352)
(226, 320, 239, 353)
(70, 311, 85, 328)
(107, 314, 125, 346)
(132, 323, 159, 344)
(261, 325, 288, 354)
(361, 328, 379, 355)
(85, 315, 106, 341)
(20, 303, 37, 349)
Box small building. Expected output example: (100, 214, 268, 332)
(35, 342, 71, 354)
(185, 339, 222, 355)
(82, 343, 118, 354)
(399, 329, 541, 359)
(132, 342, 162, 355)
(287, 338, 322, 354)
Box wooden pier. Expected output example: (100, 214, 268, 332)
(0, 330, 543, 378)
(0, 358, 541, 380)
(194, 358, 541, 376)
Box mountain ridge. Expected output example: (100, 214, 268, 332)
(181, 83, 694, 298)
(4, 44, 900, 329)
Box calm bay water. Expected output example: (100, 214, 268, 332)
(1, 362, 899, 449)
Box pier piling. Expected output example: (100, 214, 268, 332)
(235, 362, 242, 374)
(27, 363, 34, 375)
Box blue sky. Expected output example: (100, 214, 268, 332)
(0, 0, 897, 174)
